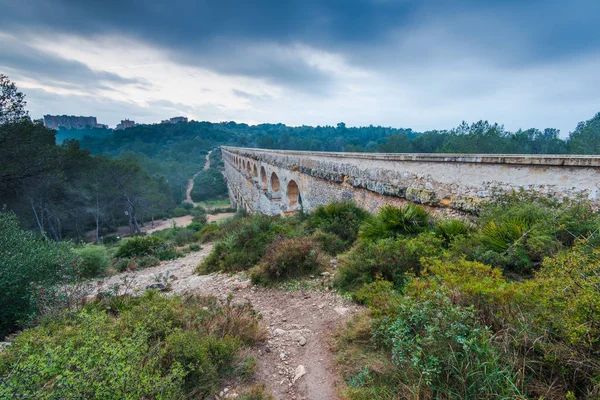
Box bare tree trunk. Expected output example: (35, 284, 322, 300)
(29, 197, 48, 241)
(125, 195, 142, 235)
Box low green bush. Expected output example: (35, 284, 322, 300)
(195, 223, 221, 243)
(382, 290, 521, 398)
(197, 214, 300, 273)
(171, 207, 190, 217)
(187, 222, 205, 231)
(73, 244, 111, 277)
(191, 206, 208, 224)
(335, 232, 444, 292)
(359, 204, 431, 242)
(174, 228, 196, 246)
(307, 201, 370, 251)
(435, 218, 473, 243)
(249, 237, 326, 285)
(0, 291, 266, 399)
(115, 235, 165, 258)
(114, 257, 135, 272)
(311, 229, 349, 255)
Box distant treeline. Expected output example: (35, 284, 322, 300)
(70, 113, 600, 158)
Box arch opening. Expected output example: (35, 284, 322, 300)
(253, 165, 258, 178)
(260, 167, 267, 186)
(287, 180, 299, 206)
(271, 172, 280, 192)
(247, 161, 251, 173)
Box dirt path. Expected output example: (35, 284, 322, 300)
(86, 246, 358, 399)
(185, 150, 212, 207)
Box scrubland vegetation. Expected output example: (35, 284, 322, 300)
(0, 291, 268, 399)
(198, 195, 600, 399)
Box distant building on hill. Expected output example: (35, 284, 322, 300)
(43, 115, 106, 130)
(116, 119, 136, 130)
(161, 116, 188, 124)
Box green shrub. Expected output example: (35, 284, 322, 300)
(195, 223, 221, 243)
(0, 291, 266, 399)
(474, 193, 600, 272)
(0, 211, 76, 336)
(435, 218, 473, 243)
(187, 222, 205, 231)
(189, 243, 201, 252)
(171, 207, 189, 217)
(360, 204, 431, 242)
(197, 214, 299, 273)
(311, 229, 349, 255)
(174, 228, 196, 246)
(191, 206, 208, 224)
(73, 244, 111, 277)
(114, 257, 135, 272)
(382, 290, 521, 398)
(115, 235, 166, 258)
(180, 201, 194, 210)
(249, 237, 326, 285)
(155, 245, 179, 261)
(307, 201, 370, 251)
(351, 279, 402, 317)
(335, 232, 443, 292)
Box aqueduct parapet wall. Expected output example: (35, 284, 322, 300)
(221, 146, 600, 215)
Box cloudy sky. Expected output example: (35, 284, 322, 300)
(1, 0, 599, 134)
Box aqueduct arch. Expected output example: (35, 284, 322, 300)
(287, 180, 300, 206)
(260, 166, 267, 186)
(270, 172, 280, 192)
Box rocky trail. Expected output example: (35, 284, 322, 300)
(86, 244, 359, 400)
(185, 150, 213, 208)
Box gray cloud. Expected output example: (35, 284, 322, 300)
(0, 34, 146, 90)
(0, 0, 599, 133)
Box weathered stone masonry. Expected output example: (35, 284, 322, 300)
(221, 146, 600, 215)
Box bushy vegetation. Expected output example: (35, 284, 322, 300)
(359, 204, 431, 241)
(335, 233, 443, 292)
(198, 214, 303, 274)
(307, 201, 371, 252)
(73, 244, 111, 277)
(333, 194, 600, 399)
(115, 235, 169, 258)
(0, 291, 266, 398)
(0, 211, 75, 337)
(249, 237, 326, 284)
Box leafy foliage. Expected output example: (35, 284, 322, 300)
(0, 291, 266, 398)
(73, 244, 111, 277)
(115, 235, 170, 258)
(249, 237, 326, 284)
(0, 211, 75, 336)
(307, 201, 371, 250)
(197, 214, 300, 273)
(383, 290, 521, 398)
(359, 204, 431, 242)
(335, 233, 443, 292)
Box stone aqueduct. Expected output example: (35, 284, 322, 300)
(221, 146, 600, 215)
